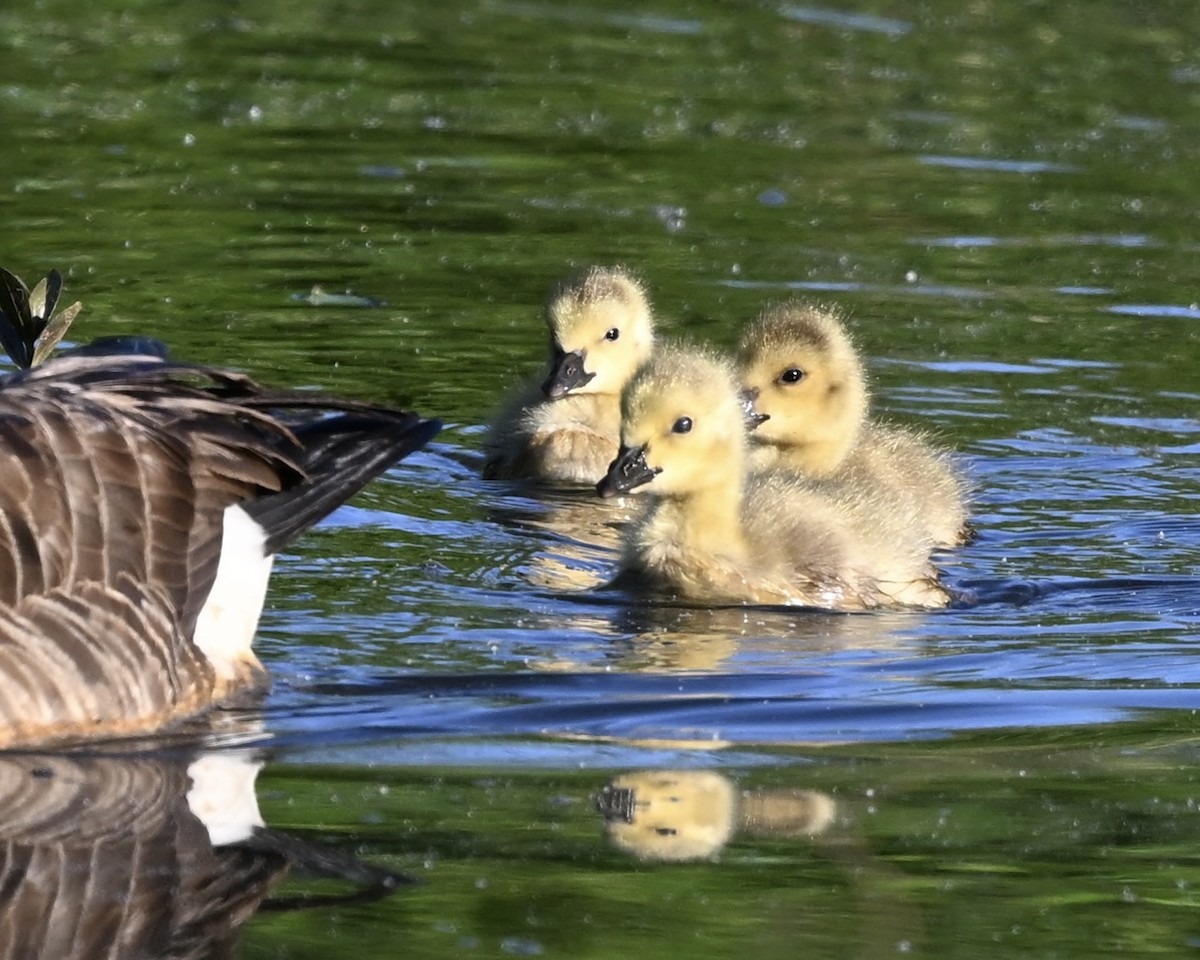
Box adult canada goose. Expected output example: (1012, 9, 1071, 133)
(597, 346, 949, 610)
(737, 301, 970, 547)
(0, 355, 439, 748)
(483, 265, 655, 484)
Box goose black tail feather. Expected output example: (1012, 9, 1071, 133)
(243, 411, 441, 555)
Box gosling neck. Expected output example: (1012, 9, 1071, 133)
(668, 466, 749, 557)
(792, 436, 854, 475)
(771, 416, 863, 476)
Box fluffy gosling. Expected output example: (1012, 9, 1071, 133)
(737, 301, 970, 547)
(483, 265, 654, 484)
(597, 346, 949, 610)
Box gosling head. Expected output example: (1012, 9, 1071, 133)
(597, 770, 737, 862)
(541, 266, 654, 400)
(736, 301, 868, 457)
(597, 346, 745, 499)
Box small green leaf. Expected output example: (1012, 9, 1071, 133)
(32, 300, 82, 366)
(28, 270, 63, 322)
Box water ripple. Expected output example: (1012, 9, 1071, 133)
(918, 155, 1082, 174)
(1107, 304, 1200, 319)
(780, 4, 912, 36)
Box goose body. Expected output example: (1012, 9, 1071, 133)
(0, 355, 439, 748)
(737, 302, 970, 547)
(483, 266, 655, 484)
(597, 347, 948, 610)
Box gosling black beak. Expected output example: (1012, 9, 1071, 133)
(542, 346, 595, 399)
(738, 387, 770, 430)
(597, 444, 661, 498)
(595, 784, 637, 823)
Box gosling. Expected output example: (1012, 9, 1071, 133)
(737, 301, 970, 547)
(483, 265, 654, 484)
(597, 346, 949, 610)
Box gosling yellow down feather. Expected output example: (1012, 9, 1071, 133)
(597, 346, 949, 610)
(737, 301, 970, 547)
(483, 266, 654, 484)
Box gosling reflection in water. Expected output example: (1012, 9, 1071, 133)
(596, 769, 836, 862)
(0, 751, 408, 959)
(500, 491, 631, 594)
(605, 601, 922, 671)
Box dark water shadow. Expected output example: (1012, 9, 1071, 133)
(955, 574, 1200, 609)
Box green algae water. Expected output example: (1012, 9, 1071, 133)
(3, 0, 1200, 956)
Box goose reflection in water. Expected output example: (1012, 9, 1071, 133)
(0, 750, 410, 959)
(596, 769, 837, 862)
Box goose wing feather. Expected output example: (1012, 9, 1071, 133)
(0, 357, 302, 637)
(0, 356, 438, 747)
(239, 406, 441, 555)
(0, 577, 212, 747)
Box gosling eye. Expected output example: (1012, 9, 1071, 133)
(671, 416, 693, 434)
(654, 827, 678, 836)
(604, 327, 620, 341)
(780, 367, 805, 384)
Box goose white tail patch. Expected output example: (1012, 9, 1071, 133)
(186, 752, 266, 846)
(193, 506, 274, 682)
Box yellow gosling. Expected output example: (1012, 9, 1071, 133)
(597, 346, 949, 610)
(483, 265, 655, 484)
(737, 301, 970, 547)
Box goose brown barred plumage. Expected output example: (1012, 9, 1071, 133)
(0, 355, 439, 748)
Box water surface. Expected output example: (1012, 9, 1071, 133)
(3, 0, 1200, 956)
